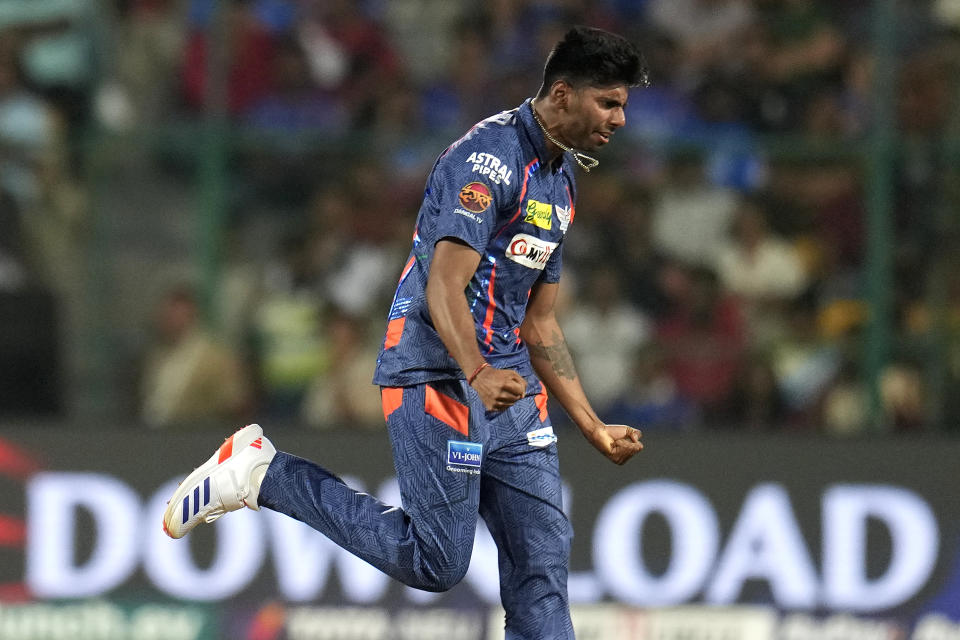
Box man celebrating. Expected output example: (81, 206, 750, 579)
(164, 26, 648, 639)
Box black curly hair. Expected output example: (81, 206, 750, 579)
(537, 26, 649, 98)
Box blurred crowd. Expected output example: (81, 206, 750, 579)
(1, 0, 959, 434)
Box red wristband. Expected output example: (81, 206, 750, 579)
(467, 361, 490, 385)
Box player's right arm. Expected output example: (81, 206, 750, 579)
(427, 239, 526, 412)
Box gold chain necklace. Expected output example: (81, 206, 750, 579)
(531, 107, 599, 172)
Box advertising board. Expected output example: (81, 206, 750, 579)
(1, 428, 959, 638)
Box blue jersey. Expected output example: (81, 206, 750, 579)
(373, 99, 578, 387)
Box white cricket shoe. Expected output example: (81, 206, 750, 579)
(162, 423, 276, 539)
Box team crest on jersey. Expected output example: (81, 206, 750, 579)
(458, 182, 493, 213)
(505, 233, 558, 270)
(524, 199, 552, 230)
(555, 204, 572, 233)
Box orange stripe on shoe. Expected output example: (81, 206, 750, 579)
(251, 438, 262, 449)
(217, 434, 235, 463)
(425, 385, 469, 436)
(381, 386, 404, 421)
(535, 386, 549, 422)
(384, 317, 406, 350)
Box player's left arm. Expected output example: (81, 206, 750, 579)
(520, 280, 643, 465)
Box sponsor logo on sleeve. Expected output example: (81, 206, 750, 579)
(526, 426, 558, 448)
(453, 208, 484, 224)
(524, 199, 553, 230)
(505, 233, 558, 270)
(465, 152, 513, 186)
(446, 440, 482, 475)
(458, 182, 493, 213)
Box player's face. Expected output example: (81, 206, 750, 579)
(562, 85, 628, 151)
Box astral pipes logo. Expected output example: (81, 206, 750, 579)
(505, 234, 557, 270)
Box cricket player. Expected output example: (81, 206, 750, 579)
(164, 25, 648, 639)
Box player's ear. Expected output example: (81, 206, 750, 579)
(550, 80, 572, 110)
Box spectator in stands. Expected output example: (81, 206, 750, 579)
(766, 159, 864, 291)
(880, 360, 926, 432)
(744, 0, 846, 132)
(821, 357, 866, 435)
(141, 285, 251, 428)
(251, 233, 327, 420)
(716, 197, 807, 347)
(112, 0, 186, 126)
(605, 345, 698, 431)
(0, 36, 85, 298)
(242, 36, 344, 133)
(769, 294, 843, 426)
(297, 0, 400, 126)
(322, 162, 412, 317)
(240, 35, 346, 205)
(181, 0, 277, 115)
(419, 22, 498, 133)
(650, 153, 739, 267)
(645, 0, 754, 84)
(562, 266, 652, 416)
(301, 310, 383, 430)
(657, 264, 746, 419)
(380, 0, 468, 87)
(564, 175, 670, 319)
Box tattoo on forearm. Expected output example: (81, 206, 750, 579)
(528, 330, 577, 380)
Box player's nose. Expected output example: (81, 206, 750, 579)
(610, 107, 626, 129)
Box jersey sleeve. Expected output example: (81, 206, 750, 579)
(428, 136, 521, 254)
(540, 241, 564, 284)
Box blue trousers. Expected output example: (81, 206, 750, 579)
(258, 377, 575, 640)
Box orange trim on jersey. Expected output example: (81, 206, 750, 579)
(398, 255, 416, 282)
(493, 158, 540, 240)
(384, 317, 406, 350)
(481, 262, 498, 349)
(425, 385, 469, 436)
(565, 185, 576, 225)
(535, 386, 549, 422)
(381, 386, 404, 420)
(217, 434, 235, 463)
